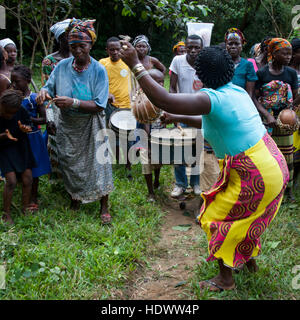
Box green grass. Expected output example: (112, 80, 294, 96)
(1, 166, 299, 300)
(1, 69, 299, 300)
(0, 164, 174, 299)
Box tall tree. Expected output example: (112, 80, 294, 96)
(2, 0, 80, 67)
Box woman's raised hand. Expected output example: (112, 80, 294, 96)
(119, 41, 140, 69)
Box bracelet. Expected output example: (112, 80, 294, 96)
(73, 98, 81, 109)
(135, 70, 149, 81)
(132, 63, 145, 75)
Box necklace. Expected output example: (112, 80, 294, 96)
(72, 58, 91, 73)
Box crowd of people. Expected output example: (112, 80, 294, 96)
(0, 17, 299, 292)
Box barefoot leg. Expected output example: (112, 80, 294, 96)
(31, 177, 39, 205)
(3, 172, 17, 213)
(154, 168, 161, 189)
(21, 169, 33, 214)
(100, 195, 111, 224)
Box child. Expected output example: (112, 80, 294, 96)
(0, 89, 35, 224)
(139, 69, 165, 201)
(11, 65, 51, 208)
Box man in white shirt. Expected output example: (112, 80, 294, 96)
(169, 34, 203, 197)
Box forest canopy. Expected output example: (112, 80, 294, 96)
(0, 0, 299, 68)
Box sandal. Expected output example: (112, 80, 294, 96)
(100, 213, 112, 225)
(29, 203, 39, 209)
(23, 204, 39, 215)
(199, 279, 235, 292)
(26, 203, 39, 211)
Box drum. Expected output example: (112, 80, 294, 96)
(150, 127, 198, 165)
(132, 90, 161, 124)
(109, 108, 136, 138)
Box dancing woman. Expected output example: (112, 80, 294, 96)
(120, 42, 289, 291)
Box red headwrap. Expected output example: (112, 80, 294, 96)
(67, 18, 97, 45)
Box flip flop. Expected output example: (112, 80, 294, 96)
(199, 279, 235, 292)
(24, 204, 39, 214)
(100, 213, 112, 225)
(26, 203, 39, 211)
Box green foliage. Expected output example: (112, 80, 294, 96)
(115, 0, 210, 38)
(2, 0, 299, 81)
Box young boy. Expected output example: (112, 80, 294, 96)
(139, 69, 165, 201)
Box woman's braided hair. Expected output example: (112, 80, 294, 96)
(194, 46, 234, 89)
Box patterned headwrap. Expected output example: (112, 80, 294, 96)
(50, 19, 72, 41)
(265, 38, 292, 62)
(172, 41, 185, 53)
(224, 28, 246, 45)
(66, 18, 97, 45)
(132, 35, 151, 53)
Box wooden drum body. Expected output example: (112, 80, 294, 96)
(132, 90, 161, 124)
(150, 127, 198, 165)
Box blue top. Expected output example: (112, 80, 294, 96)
(232, 57, 258, 89)
(43, 57, 109, 116)
(21, 92, 39, 131)
(201, 82, 266, 159)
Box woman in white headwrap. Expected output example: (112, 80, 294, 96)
(0, 38, 17, 74)
(41, 19, 72, 85)
(132, 35, 166, 73)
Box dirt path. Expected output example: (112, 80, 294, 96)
(123, 195, 204, 300)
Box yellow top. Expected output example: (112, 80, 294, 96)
(99, 57, 132, 109)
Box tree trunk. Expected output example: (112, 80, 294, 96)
(17, 4, 23, 64)
(30, 36, 39, 70)
(240, 0, 261, 32)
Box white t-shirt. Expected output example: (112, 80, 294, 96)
(169, 54, 202, 93)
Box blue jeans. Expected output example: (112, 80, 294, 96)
(174, 123, 200, 189)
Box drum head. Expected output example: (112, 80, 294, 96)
(151, 128, 197, 146)
(109, 109, 136, 131)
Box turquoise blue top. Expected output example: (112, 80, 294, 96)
(201, 82, 266, 159)
(232, 57, 258, 89)
(43, 57, 109, 116)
